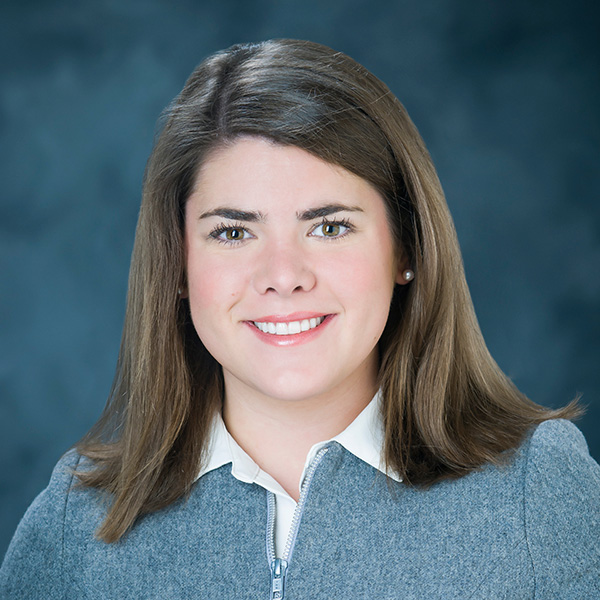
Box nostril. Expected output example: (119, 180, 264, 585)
(253, 262, 317, 296)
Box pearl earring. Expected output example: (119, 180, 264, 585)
(402, 269, 414, 281)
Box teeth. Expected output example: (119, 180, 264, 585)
(288, 321, 301, 334)
(253, 316, 325, 335)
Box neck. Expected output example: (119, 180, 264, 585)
(222, 376, 376, 501)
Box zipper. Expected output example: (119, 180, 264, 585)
(269, 558, 288, 600)
(267, 445, 330, 600)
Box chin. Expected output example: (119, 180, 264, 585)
(257, 384, 328, 404)
(246, 373, 341, 404)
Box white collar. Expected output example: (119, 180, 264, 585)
(198, 390, 402, 498)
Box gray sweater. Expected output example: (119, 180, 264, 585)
(1, 419, 599, 598)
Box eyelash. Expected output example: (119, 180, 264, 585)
(207, 217, 356, 245)
(208, 222, 251, 245)
(309, 217, 355, 240)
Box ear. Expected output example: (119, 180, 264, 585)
(180, 237, 189, 299)
(177, 275, 190, 300)
(395, 256, 414, 286)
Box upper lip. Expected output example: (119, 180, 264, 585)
(248, 312, 330, 323)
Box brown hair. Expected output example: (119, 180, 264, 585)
(76, 39, 579, 542)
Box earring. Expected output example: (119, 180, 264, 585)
(402, 269, 414, 281)
(177, 288, 182, 295)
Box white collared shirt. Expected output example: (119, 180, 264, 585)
(196, 391, 401, 556)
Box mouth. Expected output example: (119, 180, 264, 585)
(252, 316, 327, 336)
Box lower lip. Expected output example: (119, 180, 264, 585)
(244, 315, 334, 347)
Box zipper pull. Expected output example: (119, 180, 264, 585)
(269, 558, 288, 600)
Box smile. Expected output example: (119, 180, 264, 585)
(253, 316, 326, 335)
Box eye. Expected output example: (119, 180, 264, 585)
(209, 223, 253, 244)
(310, 218, 353, 239)
(221, 227, 246, 241)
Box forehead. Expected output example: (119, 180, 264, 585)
(189, 136, 383, 211)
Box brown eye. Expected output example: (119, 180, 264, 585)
(322, 223, 340, 236)
(209, 223, 253, 244)
(311, 220, 351, 239)
(225, 228, 244, 240)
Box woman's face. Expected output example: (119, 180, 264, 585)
(185, 137, 406, 406)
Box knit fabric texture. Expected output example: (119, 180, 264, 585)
(1, 419, 599, 598)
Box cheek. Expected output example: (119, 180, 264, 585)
(185, 260, 242, 363)
(334, 239, 397, 293)
(186, 254, 242, 316)
(328, 246, 396, 323)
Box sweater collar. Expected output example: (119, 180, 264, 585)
(196, 390, 401, 497)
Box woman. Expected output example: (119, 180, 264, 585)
(2, 39, 599, 598)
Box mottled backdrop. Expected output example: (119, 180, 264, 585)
(1, 0, 599, 558)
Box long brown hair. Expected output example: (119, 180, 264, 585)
(76, 39, 579, 542)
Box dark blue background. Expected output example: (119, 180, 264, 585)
(1, 0, 599, 559)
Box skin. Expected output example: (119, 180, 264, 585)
(184, 137, 409, 499)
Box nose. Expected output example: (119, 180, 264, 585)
(252, 240, 317, 296)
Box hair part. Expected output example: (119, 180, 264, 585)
(75, 39, 580, 543)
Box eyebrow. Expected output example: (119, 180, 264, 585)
(297, 203, 364, 220)
(198, 203, 363, 222)
(198, 208, 266, 222)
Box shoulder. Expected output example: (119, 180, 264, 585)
(40, 447, 84, 492)
(520, 418, 600, 515)
(519, 419, 600, 597)
(526, 418, 592, 455)
(0, 449, 87, 598)
(8, 448, 83, 534)
(23, 449, 87, 524)
(522, 418, 600, 488)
